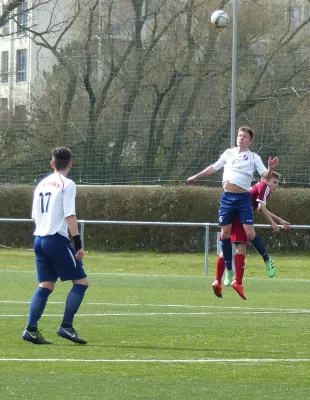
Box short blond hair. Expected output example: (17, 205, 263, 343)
(270, 171, 280, 180)
(238, 126, 253, 139)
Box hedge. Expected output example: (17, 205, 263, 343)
(0, 186, 309, 251)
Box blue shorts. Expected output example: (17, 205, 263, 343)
(218, 192, 254, 226)
(34, 234, 87, 283)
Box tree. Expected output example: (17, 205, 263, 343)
(2, 0, 310, 186)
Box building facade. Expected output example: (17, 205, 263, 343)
(0, 2, 31, 121)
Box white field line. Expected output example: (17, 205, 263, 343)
(1, 310, 310, 317)
(1, 269, 310, 282)
(0, 300, 309, 313)
(0, 358, 309, 364)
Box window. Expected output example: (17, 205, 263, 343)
(0, 98, 8, 112)
(16, 2, 28, 35)
(0, 98, 9, 121)
(288, 8, 301, 28)
(1, 6, 10, 35)
(16, 49, 27, 82)
(105, 21, 122, 38)
(304, 6, 310, 21)
(1, 51, 9, 83)
(111, 21, 121, 37)
(15, 105, 26, 121)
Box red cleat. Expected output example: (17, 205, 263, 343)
(231, 280, 247, 300)
(212, 280, 223, 298)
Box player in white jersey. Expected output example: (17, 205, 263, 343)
(22, 147, 89, 345)
(187, 126, 279, 299)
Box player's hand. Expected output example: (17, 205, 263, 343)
(268, 157, 280, 169)
(75, 248, 85, 260)
(279, 219, 290, 229)
(187, 176, 197, 184)
(271, 221, 280, 232)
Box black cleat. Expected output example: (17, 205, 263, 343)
(22, 329, 53, 345)
(57, 326, 87, 345)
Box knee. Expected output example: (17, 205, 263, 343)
(221, 233, 231, 240)
(73, 278, 89, 287)
(246, 231, 255, 241)
(236, 245, 246, 255)
(39, 282, 55, 291)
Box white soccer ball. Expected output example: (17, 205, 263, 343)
(211, 10, 229, 29)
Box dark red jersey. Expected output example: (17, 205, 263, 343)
(250, 181, 271, 211)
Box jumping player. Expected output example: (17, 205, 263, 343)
(214, 171, 290, 299)
(187, 126, 279, 300)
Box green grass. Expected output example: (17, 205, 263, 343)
(0, 249, 309, 399)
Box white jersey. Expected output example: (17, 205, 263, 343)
(212, 148, 267, 191)
(32, 173, 76, 238)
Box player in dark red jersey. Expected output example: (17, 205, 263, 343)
(213, 171, 290, 300)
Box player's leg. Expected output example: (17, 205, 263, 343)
(230, 243, 247, 299)
(213, 199, 237, 298)
(50, 237, 89, 344)
(230, 243, 247, 300)
(57, 276, 89, 344)
(223, 216, 242, 287)
(23, 237, 56, 344)
(62, 277, 89, 329)
(212, 217, 237, 297)
(220, 224, 236, 289)
(218, 192, 235, 278)
(234, 244, 246, 285)
(229, 218, 247, 299)
(215, 252, 226, 285)
(243, 224, 276, 278)
(230, 193, 254, 300)
(224, 217, 248, 288)
(212, 251, 225, 298)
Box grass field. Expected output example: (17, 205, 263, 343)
(0, 249, 309, 399)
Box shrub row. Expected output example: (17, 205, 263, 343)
(0, 186, 309, 251)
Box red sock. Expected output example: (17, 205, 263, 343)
(235, 254, 245, 285)
(215, 257, 226, 284)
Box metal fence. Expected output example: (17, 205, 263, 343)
(1, 218, 309, 275)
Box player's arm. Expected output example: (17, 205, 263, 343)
(266, 211, 290, 229)
(261, 157, 280, 180)
(66, 215, 84, 260)
(64, 182, 84, 260)
(187, 152, 226, 183)
(187, 165, 217, 183)
(66, 215, 80, 236)
(66, 214, 85, 260)
(257, 202, 280, 232)
(254, 154, 279, 180)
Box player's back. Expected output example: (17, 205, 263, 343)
(32, 173, 76, 238)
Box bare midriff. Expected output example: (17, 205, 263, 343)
(223, 181, 248, 193)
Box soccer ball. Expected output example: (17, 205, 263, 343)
(211, 10, 229, 28)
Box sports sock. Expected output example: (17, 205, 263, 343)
(234, 254, 245, 285)
(215, 256, 226, 284)
(62, 284, 88, 326)
(251, 235, 269, 262)
(27, 287, 53, 329)
(221, 238, 233, 271)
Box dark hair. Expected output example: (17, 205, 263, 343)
(238, 126, 254, 139)
(52, 147, 72, 171)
